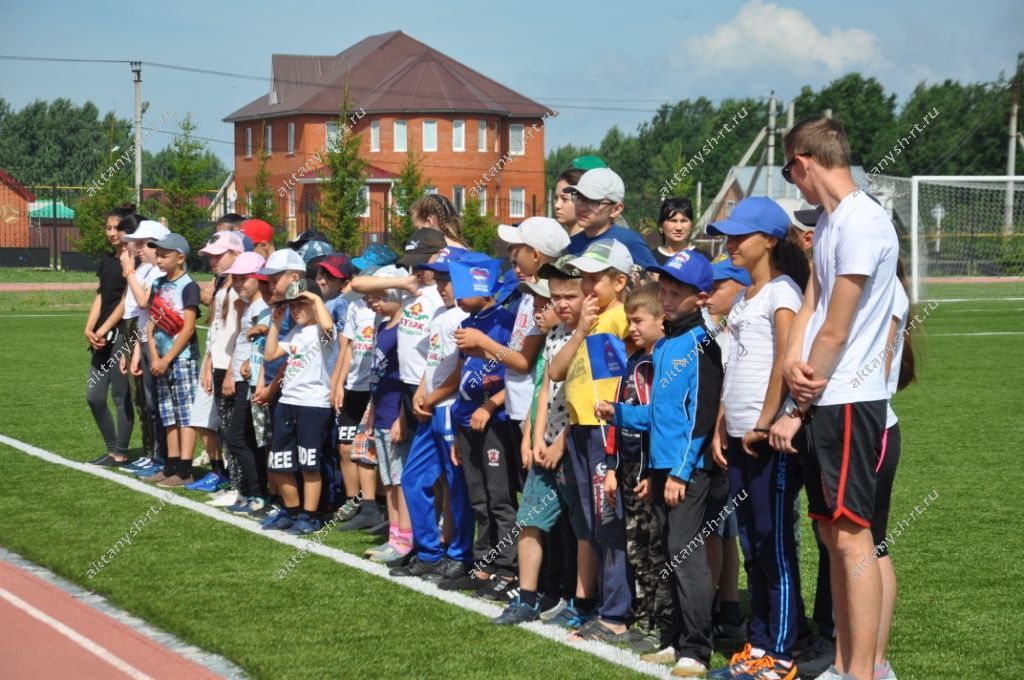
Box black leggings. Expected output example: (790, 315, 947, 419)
(225, 381, 265, 497)
(87, 339, 134, 455)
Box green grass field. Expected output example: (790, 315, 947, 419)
(0, 284, 1022, 678)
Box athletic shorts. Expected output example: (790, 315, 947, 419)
(373, 427, 410, 486)
(268, 402, 332, 473)
(336, 390, 371, 445)
(801, 400, 886, 528)
(871, 424, 901, 555)
(186, 378, 219, 430)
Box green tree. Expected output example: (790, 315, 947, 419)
(460, 196, 498, 254)
(388, 145, 427, 250)
(72, 122, 136, 257)
(319, 96, 368, 254)
(145, 114, 215, 257)
(544, 142, 597, 191)
(246, 121, 282, 229)
(143, 146, 228, 189)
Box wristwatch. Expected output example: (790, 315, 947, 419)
(784, 400, 806, 420)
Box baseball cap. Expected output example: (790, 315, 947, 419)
(711, 260, 751, 287)
(566, 168, 625, 203)
(224, 251, 266, 277)
(371, 264, 410, 280)
(241, 219, 274, 244)
(260, 248, 306, 275)
(298, 240, 333, 263)
(707, 197, 790, 240)
(497, 217, 570, 257)
(567, 239, 633, 275)
(274, 279, 310, 306)
(793, 206, 823, 230)
(352, 244, 398, 272)
(123, 220, 169, 243)
(571, 155, 608, 171)
(398, 228, 447, 267)
(286, 229, 329, 249)
(538, 254, 581, 280)
(316, 253, 354, 280)
(648, 250, 714, 293)
(199, 231, 244, 256)
(518, 278, 550, 298)
(450, 258, 502, 299)
(149, 233, 190, 256)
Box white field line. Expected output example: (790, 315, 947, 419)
(0, 434, 670, 679)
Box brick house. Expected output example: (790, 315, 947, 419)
(224, 31, 552, 240)
(0, 170, 34, 247)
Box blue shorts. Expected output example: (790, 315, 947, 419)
(269, 402, 332, 473)
(156, 357, 198, 427)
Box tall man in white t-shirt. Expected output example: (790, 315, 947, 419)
(770, 117, 898, 680)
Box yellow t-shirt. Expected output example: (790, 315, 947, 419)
(565, 303, 631, 426)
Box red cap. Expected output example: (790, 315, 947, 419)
(241, 219, 274, 245)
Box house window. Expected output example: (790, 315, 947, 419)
(326, 121, 340, 148)
(394, 120, 407, 152)
(423, 120, 437, 152)
(359, 185, 370, 218)
(287, 123, 295, 155)
(452, 120, 465, 152)
(510, 188, 526, 218)
(245, 190, 253, 211)
(370, 120, 380, 152)
(425, 186, 437, 195)
(264, 124, 272, 156)
(453, 186, 465, 214)
(478, 119, 487, 152)
(509, 124, 525, 155)
(288, 188, 296, 218)
(244, 128, 253, 158)
(477, 188, 487, 216)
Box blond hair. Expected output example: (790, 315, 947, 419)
(412, 194, 463, 244)
(624, 281, 663, 318)
(783, 117, 851, 169)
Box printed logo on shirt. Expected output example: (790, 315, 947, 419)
(487, 448, 501, 467)
(426, 333, 442, 366)
(400, 301, 431, 336)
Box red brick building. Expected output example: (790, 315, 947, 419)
(224, 31, 552, 239)
(0, 170, 34, 247)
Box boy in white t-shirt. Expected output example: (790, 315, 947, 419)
(772, 117, 899, 680)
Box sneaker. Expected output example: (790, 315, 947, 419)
(335, 504, 385, 532)
(874, 662, 896, 680)
(157, 474, 193, 488)
(243, 498, 270, 519)
(629, 628, 661, 654)
(364, 541, 393, 557)
(794, 636, 835, 678)
(334, 499, 361, 523)
(812, 666, 845, 680)
(384, 550, 415, 569)
(539, 597, 568, 622)
(368, 543, 408, 563)
(262, 512, 296, 531)
(143, 470, 171, 484)
(121, 457, 151, 472)
(709, 644, 759, 679)
(206, 490, 241, 508)
(88, 454, 131, 467)
(671, 657, 708, 677)
(194, 451, 211, 467)
(437, 570, 490, 591)
(492, 597, 540, 625)
(390, 556, 442, 578)
(226, 497, 253, 514)
(544, 599, 594, 630)
(475, 575, 520, 602)
(734, 655, 796, 680)
(260, 507, 289, 529)
(287, 515, 323, 535)
(422, 557, 472, 584)
(641, 646, 677, 665)
(185, 471, 224, 492)
(134, 463, 164, 478)
(714, 619, 748, 641)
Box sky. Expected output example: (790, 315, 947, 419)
(2, 0, 1021, 169)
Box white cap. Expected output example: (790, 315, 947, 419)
(567, 238, 634, 275)
(122, 220, 169, 242)
(372, 265, 410, 279)
(260, 248, 306, 275)
(498, 217, 570, 258)
(567, 168, 625, 203)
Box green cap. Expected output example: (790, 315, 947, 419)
(571, 155, 608, 171)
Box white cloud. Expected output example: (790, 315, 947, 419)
(681, 1, 883, 74)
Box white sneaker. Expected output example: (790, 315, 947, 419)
(815, 666, 845, 680)
(206, 490, 240, 507)
(539, 598, 568, 622)
(875, 661, 897, 680)
(670, 657, 708, 677)
(194, 451, 211, 467)
(641, 646, 676, 665)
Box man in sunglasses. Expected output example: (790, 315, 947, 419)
(564, 168, 657, 270)
(769, 117, 899, 680)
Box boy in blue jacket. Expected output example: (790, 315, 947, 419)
(596, 250, 723, 677)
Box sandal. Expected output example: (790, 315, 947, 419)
(569, 618, 631, 643)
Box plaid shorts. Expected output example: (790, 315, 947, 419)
(350, 407, 376, 466)
(157, 357, 199, 426)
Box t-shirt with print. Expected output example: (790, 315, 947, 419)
(133, 263, 164, 343)
(322, 293, 351, 376)
(425, 306, 469, 407)
(885, 286, 910, 428)
(565, 303, 631, 426)
(232, 297, 268, 384)
(803, 190, 899, 405)
(398, 285, 444, 386)
(454, 304, 516, 428)
(543, 323, 573, 445)
(124, 262, 156, 321)
(149, 272, 201, 362)
(504, 292, 547, 421)
(280, 323, 331, 408)
(370, 322, 403, 430)
(722, 276, 803, 437)
(207, 283, 241, 370)
(249, 306, 271, 388)
(342, 297, 379, 392)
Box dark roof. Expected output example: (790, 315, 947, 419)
(224, 31, 550, 122)
(0, 170, 35, 201)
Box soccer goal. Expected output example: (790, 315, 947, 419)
(868, 175, 1024, 301)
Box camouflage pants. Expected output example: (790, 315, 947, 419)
(212, 369, 241, 491)
(622, 459, 674, 642)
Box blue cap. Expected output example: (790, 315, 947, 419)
(149, 233, 191, 256)
(298, 240, 333, 263)
(352, 244, 398, 271)
(706, 197, 791, 240)
(415, 246, 473, 273)
(711, 260, 751, 286)
(647, 250, 713, 293)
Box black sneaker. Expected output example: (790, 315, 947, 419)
(390, 556, 442, 577)
(437, 569, 489, 591)
(89, 454, 131, 467)
(334, 504, 384, 532)
(793, 635, 836, 677)
(385, 550, 414, 569)
(476, 575, 520, 602)
(421, 556, 470, 583)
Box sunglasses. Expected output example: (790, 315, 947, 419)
(781, 153, 811, 184)
(570, 194, 616, 210)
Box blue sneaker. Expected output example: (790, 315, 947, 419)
(225, 497, 252, 513)
(492, 597, 540, 625)
(185, 472, 226, 492)
(262, 509, 294, 531)
(121, 457, 151, 472)
(287, 514, 323, 535)
(134, 464, 164, 479)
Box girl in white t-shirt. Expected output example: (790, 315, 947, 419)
(707, 198, 810, 676)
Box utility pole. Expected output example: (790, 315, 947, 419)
(785, 100, 795, 199)
(132, 62, 143, 206)
(1005, 63, 1020, 236)
(766, 92, 777, 198)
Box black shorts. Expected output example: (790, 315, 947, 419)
(269, 402, 332, 473)
(871, 423, 901, 555)
(336, 390, 371, 444)
(801, 400, 886, 528)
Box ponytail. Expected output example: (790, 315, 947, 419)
(411, 194, 463, 244)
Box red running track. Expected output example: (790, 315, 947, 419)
(0, 560, 222, 679)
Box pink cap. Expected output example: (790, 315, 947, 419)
(199, 231, 244, 255)
(223, 251, 266, 276)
